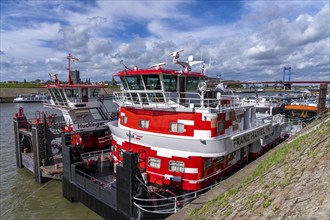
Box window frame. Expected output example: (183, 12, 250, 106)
(169, 122, 185, 133)
(90, 88, 100, 97)
(139, 119, 150, 129)
(163, 75, 177, 92)
(186, 77, 200, 91)
(142, 75, 161, 90)
(125, 75, 144, 90)
(148, 157, 161, 169)
(169, 160, 185, 172)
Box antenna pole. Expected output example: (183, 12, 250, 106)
(67, 53, 73, 85)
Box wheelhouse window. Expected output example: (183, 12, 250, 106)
(148, 157, 161, 169)
(90, 88, 100, 97)
(143, 75, 161, 90)
(125, 76, 144, 90)
(120, 77, 129, 90)
(204, 158, 212, 170)
(52, 88, 66, 105)
(48, 88, 57, 103)
(163, 75, 177, 92)
(65, 89, 72, 97)
(170, 122, 184, 133)
(139, 119, 149, 129)
(122, 116, 128, 124)
(169, 161, 185, 172)
(65, 89, 79, 98)
(186, 77, 199, 90)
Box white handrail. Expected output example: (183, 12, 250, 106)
(114, 91, 239, 109)
(133, 180, 222, 213)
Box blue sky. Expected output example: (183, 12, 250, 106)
(0, 0, 329, 82)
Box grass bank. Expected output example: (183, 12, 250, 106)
(0, 82, 42, 88)
(187, 115, 330, 220)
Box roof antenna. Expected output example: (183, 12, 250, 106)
(169, 49, 189, 71)
(120, 60, 132, 71)
(201, 57, 212, 75)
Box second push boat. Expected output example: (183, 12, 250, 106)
(108, 50, 291, 197)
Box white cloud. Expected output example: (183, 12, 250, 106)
(1, 22, 62, 58)
(0, 1, 329, 82)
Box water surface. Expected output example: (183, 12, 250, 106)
(0, 101, 117, 219)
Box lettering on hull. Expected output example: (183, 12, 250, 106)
(231, 124, 272, 149)
(74, 122, 105, 130)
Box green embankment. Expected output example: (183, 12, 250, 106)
(0, 82, 42, 88)
(187, 116, 330, 220)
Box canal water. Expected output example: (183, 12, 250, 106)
(0, 101, 117, 220)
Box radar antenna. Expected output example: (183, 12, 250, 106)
(170, 49, 189, 72)
(169, 49, 204, 73)
(169, 49, 184, 60)
(151, 62, 166, 70)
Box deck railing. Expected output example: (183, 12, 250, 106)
(74, 165, 117, 206)
(133, 179, 222, 214)
(113, 91, 240, 110)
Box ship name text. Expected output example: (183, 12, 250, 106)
(231, 124, 272, 148)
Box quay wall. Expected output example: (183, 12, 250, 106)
(0, 88, 117, 103)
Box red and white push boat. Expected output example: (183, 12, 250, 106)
(44, 54, 113, 150)
(108, 50, 290, 192)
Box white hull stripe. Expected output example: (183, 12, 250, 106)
(177, 119, 194, 126)
(146, 162, 238, 184)
(110, 121, 233, 142)
(184, 168, 198, 173)
(194, 130, 211, 139)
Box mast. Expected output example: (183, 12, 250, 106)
(67, 54, 79, 85)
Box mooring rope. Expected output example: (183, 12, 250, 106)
(1, 179, 54, 217)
